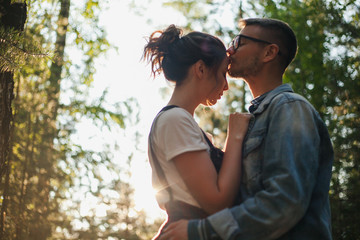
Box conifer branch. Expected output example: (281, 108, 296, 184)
(0, 27, 50, 72)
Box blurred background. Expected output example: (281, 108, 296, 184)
(0, 0, 359, 239)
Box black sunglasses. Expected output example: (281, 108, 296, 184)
(230, 34, 282, 55)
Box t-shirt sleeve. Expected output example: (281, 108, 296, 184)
(155, 109, 208, 161)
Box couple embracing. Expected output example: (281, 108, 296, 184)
(143, 18, 333, 240)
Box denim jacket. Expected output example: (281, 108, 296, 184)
(188, 84, 334, 240)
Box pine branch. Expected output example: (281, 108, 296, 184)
(0, 27, 50, 72)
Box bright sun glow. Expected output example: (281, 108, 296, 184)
(88, 0, 186, 220)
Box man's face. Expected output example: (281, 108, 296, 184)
(227, 26, 265, 79)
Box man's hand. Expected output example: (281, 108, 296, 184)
(158, 220, 189, 240)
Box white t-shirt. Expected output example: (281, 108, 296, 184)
(148, 107, 211, 208)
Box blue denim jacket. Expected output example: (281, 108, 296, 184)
(188, 84, 334, 240)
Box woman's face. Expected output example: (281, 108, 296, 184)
(204, 57, 229, 106)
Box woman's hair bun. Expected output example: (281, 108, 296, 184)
(143, 25, 182, 77)
(156, 24, 182, 53)
(143, 24, 226, 84)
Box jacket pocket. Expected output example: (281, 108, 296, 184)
(243, 128, 266, 157)
(242, 128, 266, 195)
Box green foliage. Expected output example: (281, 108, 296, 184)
(0, 0, 158, 239)
(0, 27, 50, 72)
(163, 0, 240, 38)
(256, 1, 360, 238)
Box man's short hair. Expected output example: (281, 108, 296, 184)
(239, 18, 298, 71)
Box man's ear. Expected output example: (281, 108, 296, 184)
(194, 60, 205, 79)
(263, 44, 280, 62)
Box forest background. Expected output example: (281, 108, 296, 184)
(0, 0, 359, 239)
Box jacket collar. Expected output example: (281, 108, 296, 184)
(252, 84, 294, 114)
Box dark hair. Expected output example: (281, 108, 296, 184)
(143, 24, 227, 84)
(239, 18, 298, 71)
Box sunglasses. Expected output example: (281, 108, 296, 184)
(230, 34, 282, 55)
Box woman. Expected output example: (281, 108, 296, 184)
(143, 25, 250, 239)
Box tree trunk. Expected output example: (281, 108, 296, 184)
(0, 0, 27, 238)
(28, 0, 70, 239)
(0, 72, 14, 238)
(0, 73, 13, 184)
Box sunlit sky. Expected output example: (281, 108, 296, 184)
(77, 0, 187, 220)
(72, 0, 237, 221)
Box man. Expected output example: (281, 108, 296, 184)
(159, 18, 334, 240)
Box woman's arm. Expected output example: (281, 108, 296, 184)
(173, 113, 251, 214)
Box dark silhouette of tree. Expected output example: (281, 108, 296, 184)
(0, 1, 27, 238)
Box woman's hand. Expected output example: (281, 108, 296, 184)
(227, 113, 252, 143)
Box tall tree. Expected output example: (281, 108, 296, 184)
(26, 0, 70, 238)
(0, 0, 148, 239)
(0, 0, 27, 238)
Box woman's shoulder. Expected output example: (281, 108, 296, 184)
(157, 107, 192, 123)
(154, 107, 198, 133)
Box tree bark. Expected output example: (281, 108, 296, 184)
(0, 1, 27, 238)
(0, 72, 14, 237)
(28, 0, 70, 239)
(0, 72, 13, 187)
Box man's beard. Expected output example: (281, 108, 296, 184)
(228, 56, 261, 78)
